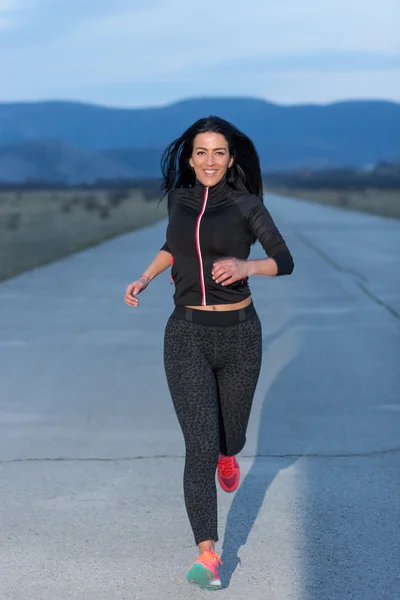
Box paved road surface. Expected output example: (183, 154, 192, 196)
(1, 194, 399, 599)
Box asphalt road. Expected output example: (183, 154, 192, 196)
(1, 194, 399, 599)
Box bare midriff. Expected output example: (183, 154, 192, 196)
(185, 296, 252, 312)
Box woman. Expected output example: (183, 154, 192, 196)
(124, 116, 294, 590)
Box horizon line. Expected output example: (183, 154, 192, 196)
(0, 95, 399, 111)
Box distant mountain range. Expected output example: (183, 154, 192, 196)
(0, 98, 399, 183)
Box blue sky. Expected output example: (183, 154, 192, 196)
(1, 0, 399, 107)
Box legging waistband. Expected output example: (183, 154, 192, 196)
(172, 301, 256, 327)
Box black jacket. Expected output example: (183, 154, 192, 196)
(161, 177, 294, 306)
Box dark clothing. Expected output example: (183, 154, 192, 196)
(161, 177, 294, 307)
(163, 303, 262, 545)
(161, 177, 292, 545)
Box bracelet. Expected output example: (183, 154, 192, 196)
(139, 275, 151, 284)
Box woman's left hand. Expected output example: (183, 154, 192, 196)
(212, 257, 248, 286)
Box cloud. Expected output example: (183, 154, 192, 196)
(0, 0, 19, 8)
(1, 0, 153, 40)
(0, 0, 399, 104)
(197, 52, 400, 76)
(24, 0, 152, 26)
(0, 0, 20, 28)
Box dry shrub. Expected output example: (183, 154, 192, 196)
(4, 213, 21, 230)
(61, 202, 72, 213)
(84, 195, 98, 212)
(108, 189, 129, 208)
(99, 205, 110, 219)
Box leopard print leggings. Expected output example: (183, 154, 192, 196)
(163, 303, 262, 545)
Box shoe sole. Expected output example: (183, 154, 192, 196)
(217, 474, 240, 493)
(187, 564, 221, 590)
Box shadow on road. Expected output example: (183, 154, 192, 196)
(220, 319, 305, 589)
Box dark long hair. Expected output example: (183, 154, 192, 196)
(160, 116, 263, 199)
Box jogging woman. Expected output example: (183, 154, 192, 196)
(124, 116, 294, 590)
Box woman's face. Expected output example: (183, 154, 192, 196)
(189, 132, 234, 187)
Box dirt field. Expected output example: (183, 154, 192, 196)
(266, 187, 400, 220)
(0, 188, 167, 282)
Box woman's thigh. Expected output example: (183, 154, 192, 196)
(164, 316, 220, 451)
(216, 314, 262, 455)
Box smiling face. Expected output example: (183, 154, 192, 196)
(189, 132, 234, 187)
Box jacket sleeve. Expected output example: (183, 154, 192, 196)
(245, 195, 294, 276)
(160, 193, 172, 253)
(160, 240, 170, 252)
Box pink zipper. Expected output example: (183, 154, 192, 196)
(195, 187, 209, 305)
(170, 255, 175, 284)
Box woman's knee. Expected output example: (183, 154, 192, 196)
(185, 443, 219, 474)
(223, 434, 246, 457)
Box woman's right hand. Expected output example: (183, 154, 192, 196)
(124, 277, 149, 307)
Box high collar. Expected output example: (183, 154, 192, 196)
(192, 175, 231, 201)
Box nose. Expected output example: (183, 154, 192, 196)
(205, 152, 216, 166)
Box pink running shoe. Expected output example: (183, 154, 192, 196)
(217, 454, 240, 492)
(187, 548, 222, 589)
